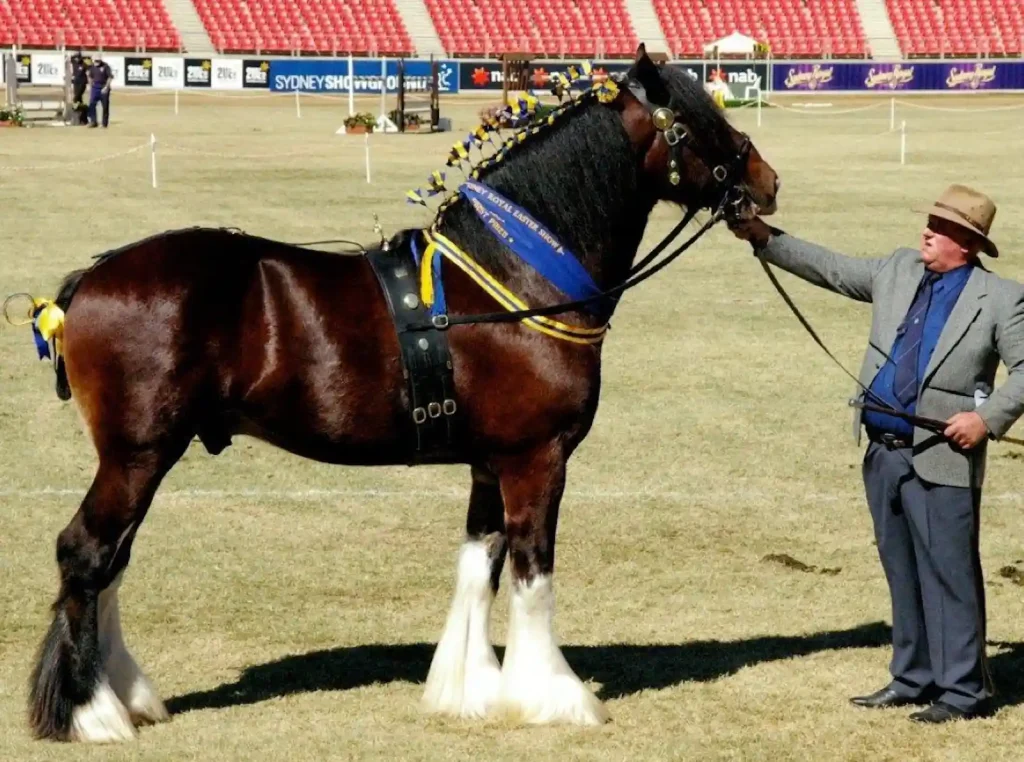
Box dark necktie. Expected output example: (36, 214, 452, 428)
(893, 271, 940, 407)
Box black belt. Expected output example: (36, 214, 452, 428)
(866, 428, 913, 450)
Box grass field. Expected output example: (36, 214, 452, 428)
(2, 89, 1024, 761)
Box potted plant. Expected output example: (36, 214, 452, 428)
(0, 104, 24, 127)
(388, 109, 424, 131)
(343, 112, 376, 134)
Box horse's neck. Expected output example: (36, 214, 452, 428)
(438, 172, 656, 298)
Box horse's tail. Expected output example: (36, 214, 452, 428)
(51, 268, 89, 401)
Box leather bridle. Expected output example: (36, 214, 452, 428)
(405, 71, 756, 333)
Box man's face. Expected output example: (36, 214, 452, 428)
(920, 215, 980, 273)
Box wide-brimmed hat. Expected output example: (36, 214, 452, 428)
(915, 184, 999, 257)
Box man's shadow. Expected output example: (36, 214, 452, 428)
(169, 620, 922, 716)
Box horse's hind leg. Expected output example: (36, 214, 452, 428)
(496, 443, 608, 726)
(422, 465, 507, 718)
(29, 446, 182, 742)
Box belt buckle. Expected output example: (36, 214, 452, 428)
(880, 433, 906, 450)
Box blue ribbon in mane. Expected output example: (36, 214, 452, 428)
(459, 180, 603, 311)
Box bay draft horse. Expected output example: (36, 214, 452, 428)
(26, 46, 778, 742)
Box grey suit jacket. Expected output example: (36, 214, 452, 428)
(758, 232, 1024, 488)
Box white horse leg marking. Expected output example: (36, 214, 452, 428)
(422, 539, 502, 718)
(98, 573, 169, 727)
(499, 574, 608, 725)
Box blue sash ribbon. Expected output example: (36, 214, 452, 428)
(459, 180, 602, 310)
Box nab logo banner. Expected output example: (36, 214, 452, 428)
(125, 57, 153, 87)
(243, 59, 271, 88)
(185, 58, 212, 87)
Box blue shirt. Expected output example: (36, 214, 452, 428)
(863, 264, 974, 436)
(89, 62, 111, 89)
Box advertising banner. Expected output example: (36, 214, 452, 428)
(211, 58, 243, 90)
(269, 58, 458, 93)
(243, 59, 271, 88)
(102, 55, 125, 88)
(184, 57, 213, 88)
(774, 60, 1024, 92)
(14, 53, 32, 84)
(458, 60, 629, 92)
(153, 57, 184, 89)
(31, 53, 65, 86)
(457, 60, 765, 98)
(124, 56, 153, 87)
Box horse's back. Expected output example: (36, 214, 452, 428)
(63, 228, 410, 462)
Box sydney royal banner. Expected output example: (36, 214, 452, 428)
(269, 59, 458, 94)
(774, 60, 1024, 92)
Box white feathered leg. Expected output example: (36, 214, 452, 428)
(499, 574, 608, 726)
(98, 574, 169, 727)
(422, 539, 503, 718)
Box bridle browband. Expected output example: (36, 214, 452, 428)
(405, 70, 754, 334)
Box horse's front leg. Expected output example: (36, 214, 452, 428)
(495, 443, 609, 726)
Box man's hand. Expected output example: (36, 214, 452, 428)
(944, 411, 990, 449)
(726, 217, 772, 249)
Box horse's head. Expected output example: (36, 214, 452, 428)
(618, 45, 779, 219)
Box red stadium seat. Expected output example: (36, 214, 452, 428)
(653, 0, 868, 59)
(2, 0, 182, 51)
(886, 0, 1022, 57)
(423, 0, 638, 58)
(192, 0, 413, 55)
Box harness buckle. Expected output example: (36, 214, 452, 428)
(713, 165, 728, 183)
(663, 123, 688, 147)
(427, 402, 442, 419)
(412, 407, 427, 424)
(431, 314, 450, 330)
(442, 399, 457, 416)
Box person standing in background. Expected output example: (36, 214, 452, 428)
(69, 51, 88, 126)
(87, 57, 112, 128)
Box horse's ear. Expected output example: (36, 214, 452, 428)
(632, 43, 670, 105)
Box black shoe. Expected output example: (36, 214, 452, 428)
(850, 687, 923, 709)
(909, 701, 987, 723)
(88, 123, 98, 128)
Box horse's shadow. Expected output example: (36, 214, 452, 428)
(168, 620, 930, 715)
(167, 625, 1024, 716)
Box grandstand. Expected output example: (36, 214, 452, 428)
(0, 0, 1020, 59)
(886, 0, 1023, 57)
(424, 0, 638, 58)
(193, 0, 412, 56)
(2, 0, 180, 51)
(654, 0, 867, 58)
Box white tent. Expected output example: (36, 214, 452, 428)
(703, 31, 759, 56)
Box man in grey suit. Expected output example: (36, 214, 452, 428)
(729, 184, 1024, 723)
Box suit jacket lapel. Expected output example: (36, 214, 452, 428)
(923, 266, 987, 384)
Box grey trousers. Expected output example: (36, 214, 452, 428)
(862, 440, 991, 710)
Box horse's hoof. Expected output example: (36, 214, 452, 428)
(70, 680, 137, 743)
(422, 661, 502, 719)
(500, 672, 610, 726)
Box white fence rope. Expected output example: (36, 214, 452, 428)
(0, 141, 148, 172)
(897, 100, 1024, 113)
(769, 101, 887, 116)
(160, 141, 331, 159)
